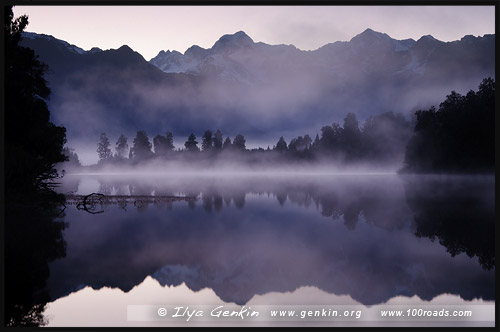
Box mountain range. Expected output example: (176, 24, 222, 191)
(20, 29, 495, 158)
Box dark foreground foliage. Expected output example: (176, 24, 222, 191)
(403, 78, 495, 173)
(4, 6, 68, 326)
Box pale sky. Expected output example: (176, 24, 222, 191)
(14, 5, 495, 61)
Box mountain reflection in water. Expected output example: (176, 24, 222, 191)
(47, 174, 494, 309)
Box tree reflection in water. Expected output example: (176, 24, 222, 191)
(65, 174, 494, 272)
(5, 190, 67, 326)
(51, 173, 494, 309)
(404, 175, 494, 270)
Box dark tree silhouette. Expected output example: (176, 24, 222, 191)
(165, 132, 175, 152)
(213, 129, 223, 150)
(4, 6, 67, 327)
(130, 130, 153, 160)
(153, 134, 166, 156)
(222, 136, 232, 150)
(233, 134, 246, 151)
(5, 6, 67, 192)
(61, 147, 81, 168)
(275, 136, 288, 152)
(153, 133, 174, 157)
(403, 78, 495, 173)
(115, 134, 129, 159)
(303, 135, 312, 150)
(317, 123, 342, 155)
(289, 134, 312, 152)
(288, 137, 299, 152)
(339, 113, 361, 160)
(185, 133, 200, 152)
(202, 130, 213, 151)
(97, 133, 112, 161)
(312, 134, 320, 149)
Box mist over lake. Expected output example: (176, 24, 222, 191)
(45, 174, 494, 320)
(4, 4, 495, 329)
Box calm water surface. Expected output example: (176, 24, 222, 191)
(44, 173, 494, 326)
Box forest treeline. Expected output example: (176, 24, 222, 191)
(64, 77, 495, 173)
(66, 111, 413, 168)
(4, 1, 494, 325)
(403, 77, 495, 173)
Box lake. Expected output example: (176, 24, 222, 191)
(40, 173, 494, 327)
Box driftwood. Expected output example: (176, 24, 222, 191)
(76, 193, 105, 214)
(68, 193, 197, 214)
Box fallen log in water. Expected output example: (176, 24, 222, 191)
(66, 193, 198, 213)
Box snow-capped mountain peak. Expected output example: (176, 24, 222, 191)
(150, 31, 257, 77)
(146, 28, 494, 86)
(17, 29, 494, 155)
(150, 48, 195, 73)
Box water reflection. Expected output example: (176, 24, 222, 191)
(48, 174, 494, 310)
(5, 191, 67, 326)
(63, 174, 413, 231)
(43, 277, 495, 327)
(404, 175, 495, 270)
